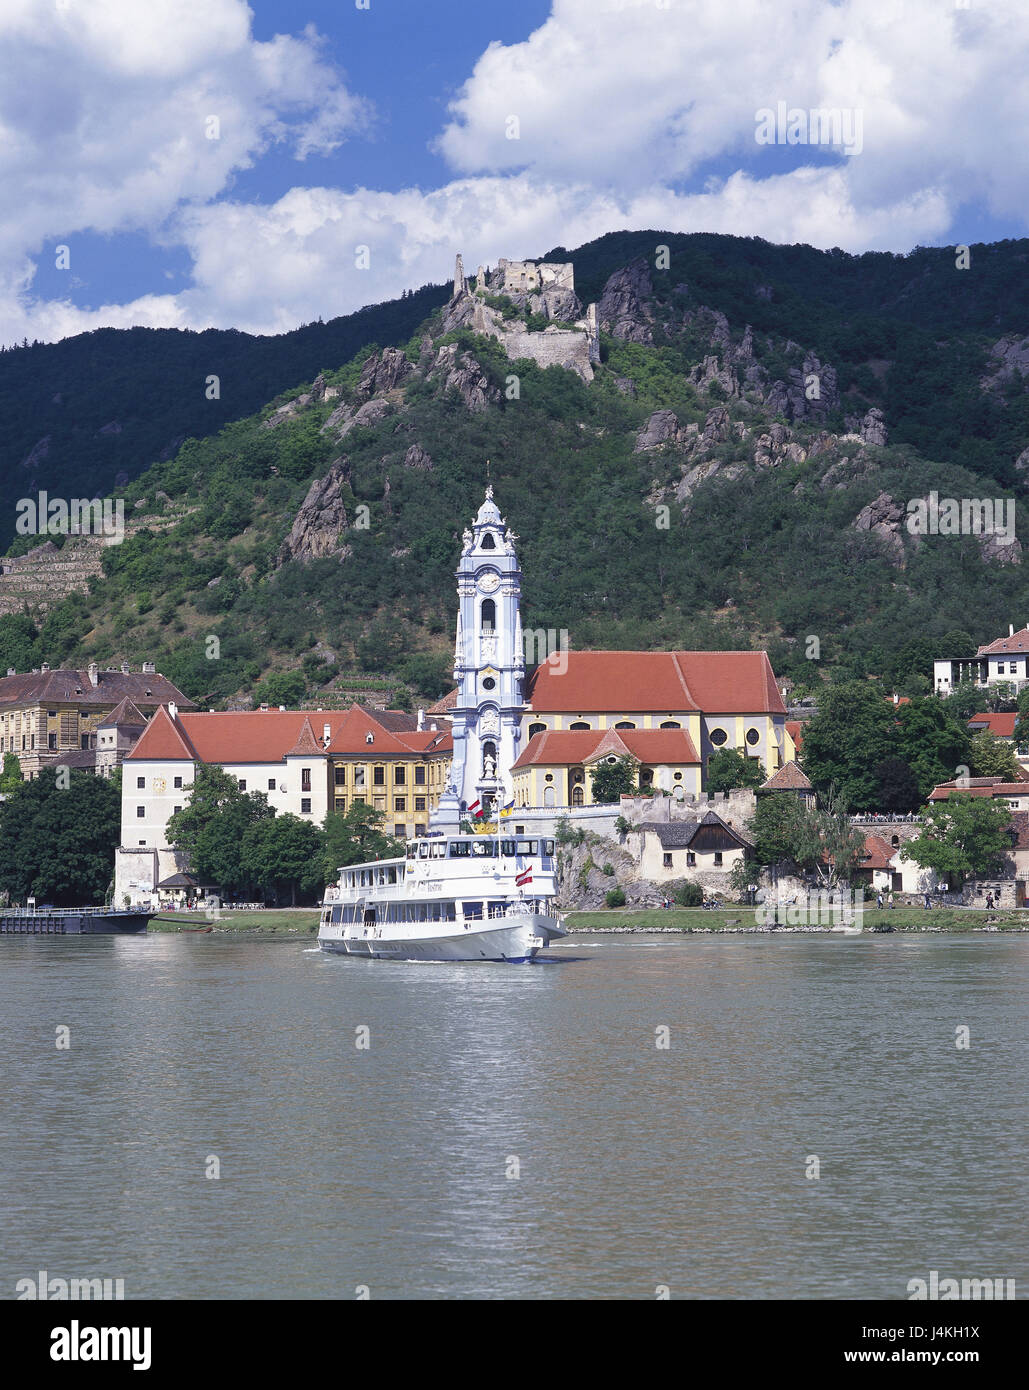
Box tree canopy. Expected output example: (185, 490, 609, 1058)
(0, 769, 120, 905)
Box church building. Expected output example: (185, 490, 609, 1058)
(431, 489, 797, 818)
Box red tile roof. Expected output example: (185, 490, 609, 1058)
(98, 696, 147, 730)
(967, 712, 1017, 738)
(860, 833, 897, 870)
(128, 704, 453, 765)
(760, 762, 812, 790)
(526, 650, 785, 715)
(929, 778, 1029, 800)
(512, 727, 700, 770)
(978, 627, 1029, 655)
(785, 719, 804, 753)
(426, 689, 458, 714)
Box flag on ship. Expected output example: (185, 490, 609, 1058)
(515, 867, 532, 887)
(468, 799, 482, 817)
(500, 797, 515, 817)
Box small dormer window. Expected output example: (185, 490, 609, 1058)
(366, 732, 374, 745)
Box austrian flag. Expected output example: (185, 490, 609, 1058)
(515, 868, 532, 887)
(467, 800, 482, 817)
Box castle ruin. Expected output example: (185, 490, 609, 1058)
(443, 254, 600, 382)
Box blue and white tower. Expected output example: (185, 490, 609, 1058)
(434, 487, 525, 828)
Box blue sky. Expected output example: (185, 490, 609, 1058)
(2, 0, 1026, 346)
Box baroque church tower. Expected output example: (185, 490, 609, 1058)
(433, 488, 525, 827)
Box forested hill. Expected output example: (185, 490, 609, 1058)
(3, 230, 1029, 712)
(0, 281, 451, 551)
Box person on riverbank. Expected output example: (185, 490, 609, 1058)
(876, 891, 884, 910)
(888, 892, 894, 909)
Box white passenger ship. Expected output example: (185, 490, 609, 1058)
(318, 831, 567, 962)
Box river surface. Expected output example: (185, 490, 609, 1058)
(1, 932, 1025, 1300)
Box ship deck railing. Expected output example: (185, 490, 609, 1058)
(2, 905, 137, 917)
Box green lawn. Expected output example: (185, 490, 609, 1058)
(149, 908, 321, 935)
(562, 907, 1029, 933)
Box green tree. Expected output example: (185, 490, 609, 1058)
(944, 680, 987, 722)
(706, 748, 765, 793)
(873, 756, 921, 813)
(0, 614, 38, 673)
(589, 754, 639, 803)
(894, 697, 971, 798)
(748, 792, 809, 871)
(799, 683, 896, 808)
(166, 764, 274, 893)
(322, 801, 403, 881)
(0, 751, 23, 792)
(241, 814, 325, 904)
(901, 794, 1014, 882)
(0, 769, 120, 905)
(252, 669, 306, 707)
(967, 730, 1020, 780)
(939, 630, 976, 658)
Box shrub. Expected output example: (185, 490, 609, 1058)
(667, 879, 704, 906)
(602, 862, 614, 876)
(605, 887, 626, 908)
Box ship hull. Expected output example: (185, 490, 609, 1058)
(319, 913, 564, 963)
(0, 910, 152, 936)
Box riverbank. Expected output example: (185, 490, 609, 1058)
(564, 906, 1029, 932)
(148, 905, 1029, 935)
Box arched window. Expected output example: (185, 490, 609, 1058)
(891, 835, 900, 848)
(481, 599, 496, 630)
(569, 721, 591, 730)
(614, 721, 636, 729)
(660, 721, 681, 729)
(544, 786, 555, 807)
(480, 532, 496, 549)
(528, 722, 546, 738)
(572, 785, 584, 806)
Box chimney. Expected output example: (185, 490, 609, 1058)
(41, 662, 50, 673)
(260, 704, 269, 712)
(323, 722, 331, 745)
(417, 707, 425, 730)
(87, 661, 98, 686)
(6, 667, 14, 677)
(279, 705, 285, 712)
(1010, 625, 1015, 637)
(168, 702, 177, 720)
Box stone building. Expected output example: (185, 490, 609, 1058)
(115, 703, 451, 906)
(0, 663, 193, 778)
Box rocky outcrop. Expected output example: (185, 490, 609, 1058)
(278, 458, 353, 565)
(853, 491, 906, 564)
(981, 335, 1029, 393)
(702, 405, 731, 446)
(613, 375, 637, 396)
(20, 436, 51, 483)
(634, 410, 695, 453)
(597, 258, 655, 343)
(753, 422, 806, 468)
(356, 347, 413, 399)
(555, 837, 663, 910)
(403, 443, 433, 470)
(321, 397, 392, 440)
(688, 354, 739, 398)
(432, 345, 501, 412)
(764, 353, 839, 422)
(844, 407, 888, 446)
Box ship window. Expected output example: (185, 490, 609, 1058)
(387, 867, 397, 884)
(471, 840, 495, 856)
(501, 840, 517, 856)
(462, 901, 484, 919)
(516, 840, 538, 855)
(430, 842, 446, 858)
(449, 841, 471, 857)
(544, 840, 555, 855)
(418, 843, 429, 858)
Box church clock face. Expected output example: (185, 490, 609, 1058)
(478, 571, 500, 593)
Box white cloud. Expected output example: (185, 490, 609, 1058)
(1, 0, 1026, 345)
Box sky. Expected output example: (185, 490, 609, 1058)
(2, 0, 1027, 347)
